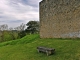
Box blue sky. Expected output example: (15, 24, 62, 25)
(0, 0, 42, 28)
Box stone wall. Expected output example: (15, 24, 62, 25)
(40, 0, 80, 38)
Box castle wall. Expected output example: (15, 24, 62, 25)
(40, 0, 80, 38)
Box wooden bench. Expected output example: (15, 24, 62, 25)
(37, 47, 55, 56)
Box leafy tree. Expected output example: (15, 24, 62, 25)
(14, 23, 26, 38)
(14, 23, 25, 31)
(18, 31, 26, 38)
(0, 24, 8, 41)
(26, 21, 39, 34)
(9, 27, 18, 40)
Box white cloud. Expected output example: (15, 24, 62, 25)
(0, 0, 42, 28)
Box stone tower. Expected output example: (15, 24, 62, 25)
(40, 0, 80, 38)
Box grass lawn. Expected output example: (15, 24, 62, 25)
(0, 34, 80, 60)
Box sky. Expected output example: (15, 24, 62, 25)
(0, 0, 42, 28)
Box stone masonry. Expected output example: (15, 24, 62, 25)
(40, 0, 80, 38)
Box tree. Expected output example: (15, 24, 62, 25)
(18, 30, 26, 38)
(0, 24, 8, 42)
(9, 27, 15, 40)
(14, 23, 26, 38)
(0, 24, 8, 31)
(26, 21, 39, 34)
(14, 23, 25, 31)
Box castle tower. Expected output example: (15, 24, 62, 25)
(40, 0, 80, 38)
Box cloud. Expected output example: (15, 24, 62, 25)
(0, 0, 42, 28)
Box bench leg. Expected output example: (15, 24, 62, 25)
(37, 49, 42, 53)
(46, 51, 49, 56)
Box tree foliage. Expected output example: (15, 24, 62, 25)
(18, 31, 26, 38)
(0, 23, 25, 42)
(26, 21, 39, 34)
(0, 21, 39, 42)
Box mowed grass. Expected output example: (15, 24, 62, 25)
(0, 34, 80, 60)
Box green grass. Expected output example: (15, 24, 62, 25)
(0, 34, 80, 60)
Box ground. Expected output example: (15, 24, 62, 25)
(0, 34, 80, 60)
